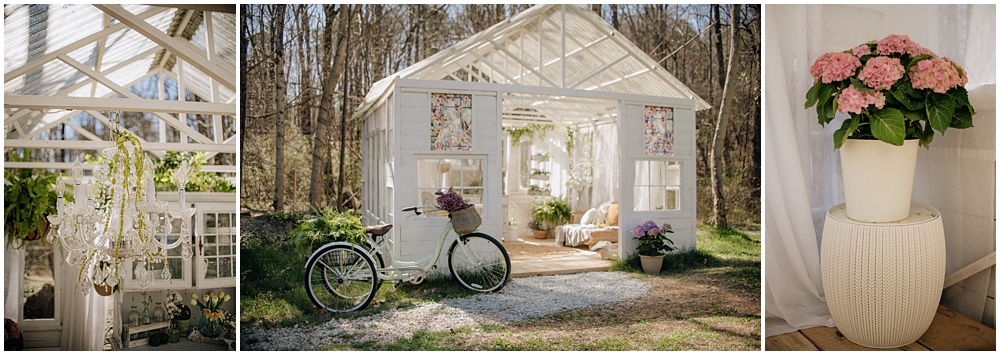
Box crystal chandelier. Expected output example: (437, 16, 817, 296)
(46, 113, 195, 293)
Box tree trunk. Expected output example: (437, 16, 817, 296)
(712, 4, 725, 100)
(336, 7, 355, 211)
(710, 5, 739, 228)
(310, 5, 353, 210)
(272, 4, 287, 212)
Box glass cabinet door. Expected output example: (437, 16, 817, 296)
(196, 204, 237, 288)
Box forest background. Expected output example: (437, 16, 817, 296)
(240, 4, 761, 228)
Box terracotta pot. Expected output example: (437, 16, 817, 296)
(532, 230, 549, 239)
(840, 139, 918, 222)
(639, 255, 664, 275)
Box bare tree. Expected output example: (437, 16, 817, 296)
(272, 4, 287, 211)
(710, 5, 740, 228)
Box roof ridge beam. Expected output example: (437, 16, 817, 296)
(3, 6, 169, 83)
(95, 4, 235, 91)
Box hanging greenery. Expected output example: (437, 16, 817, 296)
(565, 127, 577, 151)
(3, 149, 70, 248)
(502, 124, 557, 145)
(155, 152, 235, 192)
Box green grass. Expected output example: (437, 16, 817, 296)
(609, 225, 760, 293)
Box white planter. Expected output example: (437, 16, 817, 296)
(504, 226, 520, 242)
(839, 139, 918, 222)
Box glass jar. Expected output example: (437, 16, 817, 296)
(153, 302, 165, 323)
(127, 304, 141, 328)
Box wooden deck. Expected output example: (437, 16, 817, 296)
(766, 305, 995, 350)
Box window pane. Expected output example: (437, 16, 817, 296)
(633, 186, 649, 211)
(634, 160, 682, 211)
(634, 160, 649, 185)
(416, 157, 485, 217)
(23, 242, 56, 319)
(219, 213, 230, 228)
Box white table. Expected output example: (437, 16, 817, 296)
(820, 202, 946, 348)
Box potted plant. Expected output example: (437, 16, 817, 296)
(504, 218, 520, 242)
(436, 188, 481, 235)
(527, 184, 551, 196)
(529, 169, 550, 180)
(805, 34, 974, 222)
(4, 150, 66, 248)
(166, 292, 192, 336)
(632, 220, 676, 274)
(190, 290, 231, 340)
(530, 196, 572, 238)
(528, 220, 547, 239)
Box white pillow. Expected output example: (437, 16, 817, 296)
(581, 208, 599, 225)
(595, 201, 612, 225)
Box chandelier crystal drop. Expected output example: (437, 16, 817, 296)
(46, 115, 195, 293)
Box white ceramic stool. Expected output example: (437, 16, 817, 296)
(820, 202, 945, 348)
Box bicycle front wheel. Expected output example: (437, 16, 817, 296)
(448, 233, 511, 293)
(305, 244, 377, 313)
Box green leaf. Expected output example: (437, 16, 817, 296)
(900, 108, 927, 123)
(891, 82, 924, 110)
(946, 87, 973, 113)
(951, 106, 974, 129)
(906, 54, 932, 70)
(849, 77, 874, 92)
(869, 107, 906, 146)
(805, 82, 821, 108)
(926, 94, 956, 134)
(833, 115, 862, 150)
(918, 121, 934, 148)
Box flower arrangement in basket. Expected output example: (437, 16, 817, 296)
(805, 34, 974, 149)
(632, 220, 676, 257)
(437, 188, 481, 235)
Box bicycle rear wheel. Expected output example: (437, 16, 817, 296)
(447, 233, 511, 293)
(305, 244, 377, 312)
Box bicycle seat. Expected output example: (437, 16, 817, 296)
(366, 224, 393, 236)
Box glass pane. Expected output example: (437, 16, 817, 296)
(220, 258, 232, 277)
(206, 259, 218, 278)
(666, 189, 679, 210)
(23, 242, 56, 319)
(650, 160, 666, 185)
(650, 187, 666, 211)
(206, 235, 216, 245)
(667, 161, 681, 186)
(206, 213, 216, 228)
(219, 213, 231, 228)
(634, 160, 649, 185)
(205, 245, 217, 256)
(220, 245, 230, 256)
(633, 186, 649, 211)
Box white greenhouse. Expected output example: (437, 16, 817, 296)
(4, 4, 237, 351)
(356, 4, 710, 266)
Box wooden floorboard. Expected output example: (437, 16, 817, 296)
(766, 305, 995, 351)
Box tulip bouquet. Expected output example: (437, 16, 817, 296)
(190, 290, 232, 338)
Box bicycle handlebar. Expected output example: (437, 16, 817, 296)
(402, 205, 441, 216)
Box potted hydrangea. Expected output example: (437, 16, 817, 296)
(805, 34, 974, 222)
(632, 220, 676, 274)
(436, 188, 481, 235)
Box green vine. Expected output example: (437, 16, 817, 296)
(502, 124, 557, 145)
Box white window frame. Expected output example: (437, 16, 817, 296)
(632, 159, 682, 212)
(194, 202, 237, 289)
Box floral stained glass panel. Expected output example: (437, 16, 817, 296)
(644, 106, 674, 156)
(431, 93, 473, 151)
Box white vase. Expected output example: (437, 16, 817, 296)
(840, 139, 918, 222)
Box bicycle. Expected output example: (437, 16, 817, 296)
(304, 205, 511, 313)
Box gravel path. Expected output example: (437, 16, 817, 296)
(241, 271, 650, 351)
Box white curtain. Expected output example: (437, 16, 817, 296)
(4, 246, 25, 323)
(765, 4, 996, 337)
(60, 256, 107, 350)
(590, 123, 619, 206)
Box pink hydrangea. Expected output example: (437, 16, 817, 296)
(837, 87, 886, 114)
(877, 34, 924, 56)
(909, 57, 967, 94)
(810, 52, 861, 84)
(858, 56, 905, 90)
(851, 45, 871, 57)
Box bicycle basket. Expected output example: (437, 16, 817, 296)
(450, 207, 482, 235)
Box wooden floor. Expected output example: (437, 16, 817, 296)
(766, 305, 995, 351)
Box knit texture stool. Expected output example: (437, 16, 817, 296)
(820, 202, 945, 348)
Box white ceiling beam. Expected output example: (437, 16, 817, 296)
(5, 46, 161, 127)
(64, 121, 102, 141)
(96, 4, 236, 91)
(15, 72, 158, 135)
(569, 54, 630, 89)
(157, 9, 197, 69)
(470, 52, 517, 84)
(91, 13, 112, 98)
(4, 139, 236, 153)
(5, 95, 236, 117)
(159, 68, 215, 105)
(487, 39, 556, 87)
(3, 6, 168, 83)
(57, 55, 216, 144)
(20, 110, 81, 140)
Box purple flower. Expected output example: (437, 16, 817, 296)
(648, 227, 660, 236)
(436, 188, 473, 212)
(632, 225, 647, 237)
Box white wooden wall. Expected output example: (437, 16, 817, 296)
(390, 84, 502, 267)
(617, 99, 697, 256)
